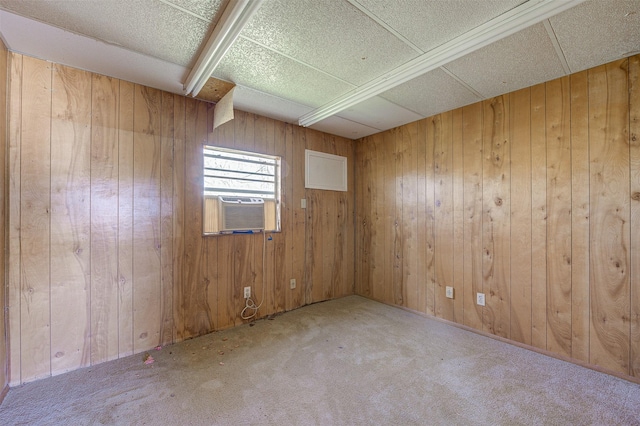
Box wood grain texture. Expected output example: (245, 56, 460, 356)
(402, 122, 418, 311)
(545, 77, 572, 357)
(117, 80, 135, 357)
(570, 71, 591, 363)
(90, 73, 119, 365)
(7, 53, 23, 385)
(434, 112, 454, 321)
(172, 94, 186, 343)
(509, 88, 532, 345)
(530, 83, 548, 350)
(424, 120, 436, 316)
(50, 65, 92, 374)
(630, 54, 640, 378)
(416, 119, 428, 313)
(482, 96, 510, 338)
(20, 56, 52, 382)
(588, 60, 630, 374)
(371, 133, 385, 302)
(462, 104, 483, 330)
(160, 92, 174, 345)
(451, 109, 464, 323)
(0, 39, 8, 392)
(394, 127, 404, 306)
(132, 85, 162, 352)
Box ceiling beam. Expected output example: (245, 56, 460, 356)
(298, 0, 586, 128)
(183, 0, 263, 97)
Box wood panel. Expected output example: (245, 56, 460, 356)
(509, 87, 532, 345)
(6, 54, 357, 385)
(630, 54, 640, 378)
(545, 77, 572, 357)
(570, 70, 590, 363)
(90, 73, 118, 365)
(416, 119, 428, 313)
(371, 133, 385, 302)
(451, 109, 464, 323)
(20, 56, 52, 382)
(8, 53, 23, 384)
(530, 83, 548, 350)
(588, 59, 630, 375)
(482, 96, 510, 338)
(117, 80, 135, 356)
(402, 122, 418, 311)
(424, 120, 436, 316)
(434, 112, 454, 321)
(0, 39, 8, 394)
(462, 104, 483, 330)
(132, 85, 162, 352)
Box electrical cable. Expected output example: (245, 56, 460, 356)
(240, 231, 267, 320)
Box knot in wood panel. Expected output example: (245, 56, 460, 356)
(494, 197, 503, 206)
(632, 192, 640, 201)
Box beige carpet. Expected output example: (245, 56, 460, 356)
(1, 295, 639, 425)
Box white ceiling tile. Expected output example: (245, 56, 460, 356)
(337, 96, 423, 130)
(549, 0, 640, 73)
(443, 23, 565, 99)
(162, 0, 226, 21)
(232, 85, 313, 125)
(0, 0, 218, 67)
(352, 0, 525, 52)
(240, 0, 419, 85)
(0, 10, 187, 94)
(379, 67, 481, 118)
(310, 115, 381, 139)
(213, 37, 354, 108)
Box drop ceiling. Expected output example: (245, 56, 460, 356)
(0, 0, 638, 139)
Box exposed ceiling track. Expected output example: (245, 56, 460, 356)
(298, 0, 587, 128)
(183, 0, 263, 97)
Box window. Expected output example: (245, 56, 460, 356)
(203, 145, 281, 235)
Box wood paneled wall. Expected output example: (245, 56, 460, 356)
(6, 53, 355, 385)
(356, 55, 640, 379)
(0, 37, 8, 400)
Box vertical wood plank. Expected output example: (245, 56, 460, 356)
(0, 40, 7, 391)
(160, 92, 174, 345)
(630, 54, 640, 378)
(424, 121, 436, 315)
(434, 112, 454, 321)
(452, 108, 464, 323)
(172, 94, 186, 342)
(509, 87, 532, 345)
(546, 77, 573, 357)
(462, 104, 483, 330)
(132, 85, 162, 352)
(416, 119, 428, 313)
(531, 83, 548, 350)
(205, 103, 219, 328)
(7, 53, 23, 385)
(273, 120, 287, 313)
(394, 127, 404, 306)
(305, 132, 324, 304)
(89, 73, 119, 365)
(589, 59, 631, 374)
(263, 118, 277, 315)
(117, 80, 135, 357)
(570, 70, 591, 363)
(291, 125, 306, 308)
(482, 95, 510, 338)
(383, 129, 396, 305)
(355, 138, 371, 298)
(20, 56, 52, 382)
(338, 136, 355, 297)
(402, 122, 418, 310)
(371, 133, 385, 302)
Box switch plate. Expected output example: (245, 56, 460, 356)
(477, 292, 485, 306)
(445, 286, 454, 299)
(290, 278, 296, 289)
(301, 199, 307, 209)
(244, 286, 251, 299)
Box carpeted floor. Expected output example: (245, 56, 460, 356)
(1, 295, 639, 425)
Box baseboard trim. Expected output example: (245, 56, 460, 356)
(359, 295, 640, 386)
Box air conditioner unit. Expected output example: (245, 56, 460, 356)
(218, 197, 265, 232)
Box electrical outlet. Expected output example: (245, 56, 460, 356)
(445, 286, 454, 299)
(477, 292, 485, 306)
(244, 286, 251, 299)
(290, 278, 296, 289)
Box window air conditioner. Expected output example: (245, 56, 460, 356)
(218, 197, 265, 232)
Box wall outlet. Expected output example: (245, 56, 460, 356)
(244, 286, 251, 299)
(445, 286, 454, 299)
(290, 278, 296, 289)
(477, 292, 485, 306)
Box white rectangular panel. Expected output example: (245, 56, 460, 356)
(305, 149, 347, 192)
